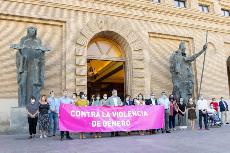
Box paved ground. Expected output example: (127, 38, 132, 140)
(0, 125, 230, 153)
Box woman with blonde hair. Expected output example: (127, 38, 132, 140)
(75, 92, 89, 139)
(187, 97, 197, 130)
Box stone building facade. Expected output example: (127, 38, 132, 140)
(0, 0, 230, 132)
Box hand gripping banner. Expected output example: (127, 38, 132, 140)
(59, 104, 164, 132)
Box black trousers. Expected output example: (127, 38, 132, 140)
(199, 110, 208, 129)
(169, 114, 176, 129)
(60, 131, 70, 138)
(28, 117, 38, 135)
(111, 132, 119, 136)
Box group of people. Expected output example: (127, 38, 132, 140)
(26, 89, 229, 140)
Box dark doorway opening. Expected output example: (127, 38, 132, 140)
(87, 59, 125, 101)
(227, 57, 230, 96)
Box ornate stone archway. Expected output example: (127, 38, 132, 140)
(75, 17, 145, 97)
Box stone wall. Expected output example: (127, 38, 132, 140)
(0, 0, 230, 132)
(0, 17, 64, 98)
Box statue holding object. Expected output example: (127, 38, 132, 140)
(10, 26, 50, 107)
(170, 41, 208, 104)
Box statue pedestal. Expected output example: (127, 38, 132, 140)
(10, 107, 28, 133)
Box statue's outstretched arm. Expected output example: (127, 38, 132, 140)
(185, 43, 208, 62)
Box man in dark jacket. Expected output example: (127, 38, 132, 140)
(145, 93, 158, 134)
(145, 93, 158, 105)
(219, 97, 229, 124)
(123, 95, 134, 106)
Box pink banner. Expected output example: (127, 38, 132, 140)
(59, 104, 164, 132)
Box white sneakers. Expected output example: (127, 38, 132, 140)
(179, 126, 188, 130)
(40, 134, 47, 138)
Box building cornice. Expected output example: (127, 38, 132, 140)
(2, 0, 230, 34)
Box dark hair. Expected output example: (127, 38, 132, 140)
(169, 94, 175, 102)
(40, 95, 47, 102)
(96, 94, 100, 97)
(79, 92, 85, 98)
(30, 96, 35, 100)
(137, 93, 144, 100)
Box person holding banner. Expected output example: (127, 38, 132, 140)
(75, 92, 89, 139)
(92, 94, 102, 107)
(92, 94, 103, 138)
(158, 91, 171, 133)
(60, 89, 74, 141)
(123, 95, 134, 136)
(123, 95, 134, 106)
(72, 93, 78, 103)
(100, 94, 108, 105)
(145, 93, 158, 134)
(89, 94, 96, 106)
(106, 89, 123, 107)
(136, 93, 146, 136)
(106, 89, 123, 137)
(145, 93, 158, 106)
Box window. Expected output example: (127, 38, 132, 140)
(174, 0, 186, 8)
(199, 4, 209, 13)
(151, 0, 160, 3)
(87, 38, 124, 59)
(221, 9, 230, 17)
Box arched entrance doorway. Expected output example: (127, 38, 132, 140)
(227, 57, 230, 96)
(75, 17, 146, 98)
(87, 37, 125, 100)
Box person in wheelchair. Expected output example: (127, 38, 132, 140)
(207, 104, 221, 127)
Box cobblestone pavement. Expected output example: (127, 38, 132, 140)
(0, 125, 229, 153)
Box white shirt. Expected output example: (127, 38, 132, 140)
(207, 108, 216, 114)
(158, 97, 170, 109)
(197, 99, 208, 110)
(223, 102, 227, 109)
(151, 98, 156, 105)
(113, 98, 118, 106)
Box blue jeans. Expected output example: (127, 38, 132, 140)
(49, 112, 58, 135)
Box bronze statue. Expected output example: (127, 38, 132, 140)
(10, 26, 50, 107)
(170, 41, 207, 104)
